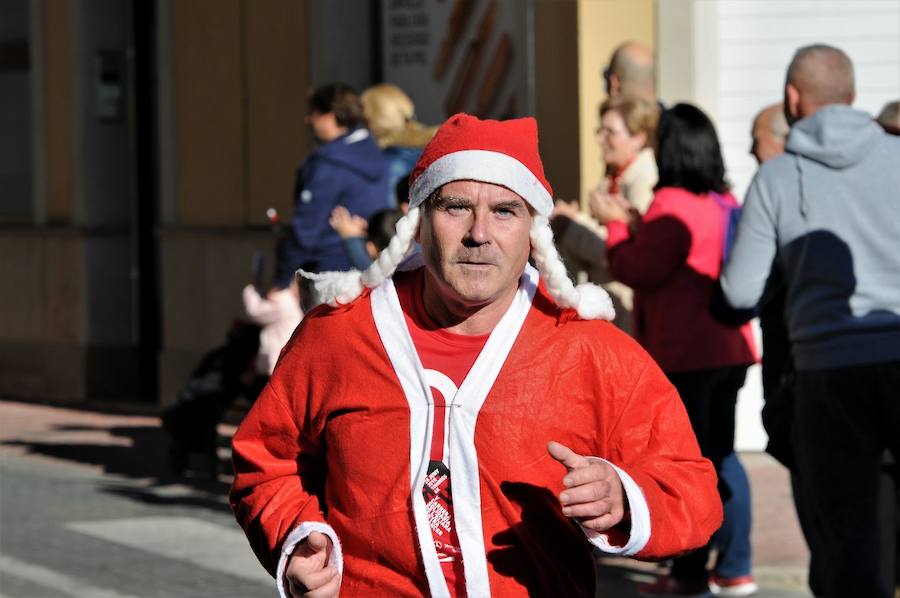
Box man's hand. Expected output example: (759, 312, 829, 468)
(547, 440, 626, 532)
(284, 532, 340, 598)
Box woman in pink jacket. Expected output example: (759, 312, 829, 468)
(593, 103, 759, 597)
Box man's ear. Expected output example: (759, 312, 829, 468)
(608, 73, 620, 96)
(784, 84, 801, 124)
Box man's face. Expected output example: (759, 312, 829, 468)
(418, 180, 533, 312)
(750, 118, 785, 164)
(305, 110, 339, 143)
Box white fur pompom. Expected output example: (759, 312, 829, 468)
(298, 269, 364, 307)
(529, 216, 615, 321)
(296, 207, 422, 308)
(573, 282, 615, 321)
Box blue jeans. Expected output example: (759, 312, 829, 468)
(712, 452, 753, 578)
(667, 365, 751, 583)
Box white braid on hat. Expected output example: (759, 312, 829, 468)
(529, 216, 615, 320)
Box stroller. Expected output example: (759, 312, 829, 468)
(162, 208, 292, 477)
(161, 319, 267, 477)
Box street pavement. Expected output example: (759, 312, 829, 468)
(0, 399, 812, 597)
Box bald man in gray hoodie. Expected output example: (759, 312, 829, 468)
(720, 44, 900, 598)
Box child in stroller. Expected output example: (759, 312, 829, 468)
(161, 319, 267, 477)
(163, 209, 303, 476)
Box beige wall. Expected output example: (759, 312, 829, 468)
(0, 231, 89, 401)
(169, 1, 310, 228)
(577, 0, 655, 206)
(171, 0, 246, 226)
(0, 232, 86, 344)
(43, 0, 74, 224)
(533, 0, 655, 205)
(534, 1, 581, 201)
(245, 1, 310, 226)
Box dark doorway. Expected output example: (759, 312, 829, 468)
(129, 0, 160, 403)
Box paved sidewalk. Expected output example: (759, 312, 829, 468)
(0, 398, 813, 597)
(593, 451, 811, 597)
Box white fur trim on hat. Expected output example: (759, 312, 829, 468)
(409, 150, 553, 216)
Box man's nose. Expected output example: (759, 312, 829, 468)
(466, 210, 491, 245)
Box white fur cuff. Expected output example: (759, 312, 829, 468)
(578, 457, 651, 556)
(275, 521, 343, 598)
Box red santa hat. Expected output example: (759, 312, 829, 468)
(407, 114, 554, 216)
(301, 113, 614, 321)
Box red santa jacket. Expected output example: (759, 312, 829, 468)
(229, 264, 721, 597)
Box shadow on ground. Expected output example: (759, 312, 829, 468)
(1, 421, 236, 512)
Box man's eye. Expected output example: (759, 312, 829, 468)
(446, 204, 467, 213)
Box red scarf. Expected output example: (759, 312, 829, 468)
(606, 154, 638, 195)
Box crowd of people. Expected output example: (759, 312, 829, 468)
(227, 39, 899, 598)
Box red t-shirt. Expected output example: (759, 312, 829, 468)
(396, 270, 489, 598)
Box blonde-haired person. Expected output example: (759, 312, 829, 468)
(594, 94, 659, 213)
(362, 83, 439, 208)
(553, 95, 659, 333)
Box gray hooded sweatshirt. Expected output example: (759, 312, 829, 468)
(721, 105, 900, 370)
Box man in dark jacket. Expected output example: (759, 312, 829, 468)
(278, 84, 390, 293)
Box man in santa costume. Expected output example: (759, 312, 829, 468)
(230, 114, 721, 597)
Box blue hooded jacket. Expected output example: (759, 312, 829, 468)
(277, 128, 390, 283)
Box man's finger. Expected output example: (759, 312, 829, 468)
(561, 499, 613, 519)
(305, 572, 341, 598)
(562, 461, 615, 488)
(560, 480, 611, 506)
(289, 566, 337, 594)
(306, 532, 330, 555)
(578, 511, 624, 532)
(547, 441, 589, 470)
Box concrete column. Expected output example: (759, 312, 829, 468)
(657, 0, 720, 120)
(533, 0, 655, 204)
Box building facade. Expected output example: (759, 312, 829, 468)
(0, 0, 653, 406)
